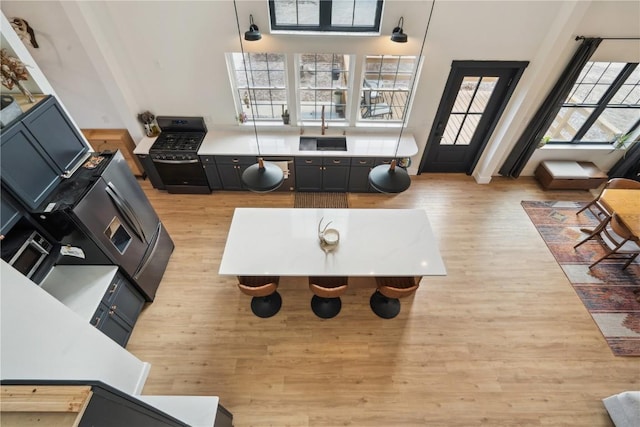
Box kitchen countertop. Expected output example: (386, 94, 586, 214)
(219, 208, 446, 277)
(39, 265, 118, 323)
(133, 129, 418, 158)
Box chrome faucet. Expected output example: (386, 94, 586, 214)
(321, 105, 328, 135)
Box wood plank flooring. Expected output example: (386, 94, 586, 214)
(128, 174, 638, 427)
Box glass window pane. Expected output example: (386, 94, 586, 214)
(442, 114, 464, 145)
(353, 0, 377, 26)
(453, 77, 478, 113)
(610, 67, 640, 104)
(581, 108, 640, 142)
(230, 52, 288, 121)
(470, 77, 498, 113)
(547, 107, 595, 141)
(457, 115, 480, 145)
(331, 0, 354, 26)
(298, 0, 319, 25)
(274, 0, 298, 25)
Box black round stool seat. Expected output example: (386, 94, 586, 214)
(250, 291, 282, 318)
(311, 295, 342, 319)
(370, 291, 401, 319)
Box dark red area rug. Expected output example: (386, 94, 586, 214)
(522, 201, 640, 356)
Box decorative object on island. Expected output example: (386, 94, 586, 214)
(233, 0, 284, 193)
(244, 14, 262, 41)
(137, 110, 160, 137)
(318, 216, 340, 252)
(369, 2, 435, 193)
(0, 48, 35, 103)
(390, 16, 408, 43)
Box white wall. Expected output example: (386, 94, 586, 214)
(1, 0, 639, 178)
(0, 261, 150, 394)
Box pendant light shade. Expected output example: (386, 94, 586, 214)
(234, 1, 284, 193)
(370, 3, 436, 194)
(390, 17, 408, 43)
(245, 14, 262, 41)
(369, 160, 411, 194)
(242, 158, 284, 193)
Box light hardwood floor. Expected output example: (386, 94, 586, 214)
(128, 174, 638, 427)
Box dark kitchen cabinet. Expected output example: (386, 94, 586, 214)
(81, 385, 187, 427)
(91, 271, 145, 347)
(1, 190, 23, 236)
(1, 381, 233, 427)
(322, 157, 350, 192)
(42, 266, 145, 348)
(215, 156, 255, 190)
(295, 157, 350, 192)
(0, 95, 89, 211)
(295, 157, 323, 191)
(200, 155, 222, 190)
(1, 122, 62, 210)
(348, 157, 375, 193)
(21, 95, 88, 174)
(136, 153, 166, 189)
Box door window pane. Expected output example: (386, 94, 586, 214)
(441, 76, 499, 145)
(470, 77, 498, 113)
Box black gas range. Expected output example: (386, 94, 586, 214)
(149, 116, 210, 194)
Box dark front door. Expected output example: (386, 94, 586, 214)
(419, 61, 528, 174)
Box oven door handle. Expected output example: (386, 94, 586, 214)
(105, 183, 146, 243)
(152, 159, 200, 164)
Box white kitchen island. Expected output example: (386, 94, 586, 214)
(219, 208, 446, 277)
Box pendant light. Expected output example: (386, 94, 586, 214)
(233, 1, 284, 193)
(245, 15, 262, 41)
(390, 17, 408, 43)
(369, 4, 435, 193)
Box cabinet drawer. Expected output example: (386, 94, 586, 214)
(351, 157, 375, 167)
(200, 155, 216, 163)
(215, 156, 256, 165)
(295, 157, 322, 166)
(375, 157, 396, 166)
(101, 272, 145, 328)
(323, 157, 350, 166)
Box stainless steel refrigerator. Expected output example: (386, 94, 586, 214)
(36, 151, 174, 301)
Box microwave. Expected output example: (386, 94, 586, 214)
(8, 231, 52, 279)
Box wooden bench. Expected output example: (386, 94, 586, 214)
(535, 160, 608, 190)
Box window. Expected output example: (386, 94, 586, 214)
(360, 55, 417, 122)
(229, 53, 287, 121)
(298, 53, 350, 121)
(269, 0, 383, 32)
(544, 62, 640, 144)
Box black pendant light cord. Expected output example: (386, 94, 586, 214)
(233, 0, 261, 159)
(394, 0, 436, 161)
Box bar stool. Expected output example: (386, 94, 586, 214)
(308, 276, 348, 319)
(370, 276, 420, 319)
(237, 276, 281, 318)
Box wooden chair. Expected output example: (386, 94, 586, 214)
(308, 276, 348, 319)
(577, 178, 640, 220)
(574, 213, 640, 269)
(237, 276, 281, 318)
(370, 276, 420, 319)
(361, 90, 392, 119)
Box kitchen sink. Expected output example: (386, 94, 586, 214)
(299, 136, 347, 151)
